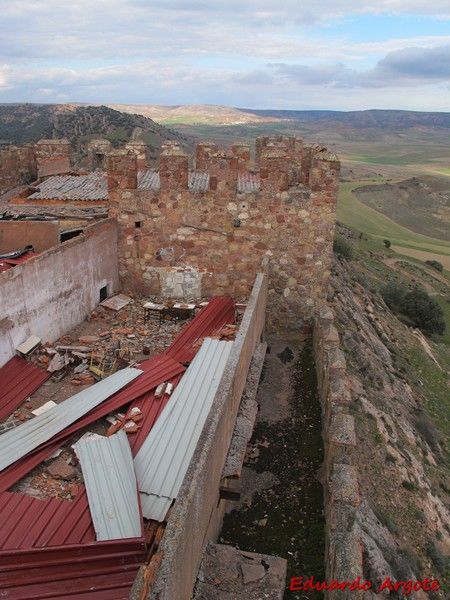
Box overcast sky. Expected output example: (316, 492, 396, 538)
(1, 1, 450, 111)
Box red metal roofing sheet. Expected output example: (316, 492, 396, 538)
(0, 262, 12, 273)
(0, 348, 189, 598)
(0, 564, 140, 599)
(0, 356, 51, 422)
(165, 297, 235, 364)
(0, 490, 95, 551)
(0, 355, 185, 493)
(2, 252, 39, 265)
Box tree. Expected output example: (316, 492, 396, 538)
(381, 281, 406, 310)
(400, 288, 445, 335)
(425, 260, 443, 273)
(383, 239, 391, 248)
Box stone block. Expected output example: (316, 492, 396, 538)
(330, 463, 360, 506)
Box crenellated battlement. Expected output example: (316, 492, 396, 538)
(105, 136, 339, 196)
(0, 134, 340, 334)
(107, 135, 340, 334)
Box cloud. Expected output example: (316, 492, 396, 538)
(1, 2, 450, 109)
(376, 44, 450, 79)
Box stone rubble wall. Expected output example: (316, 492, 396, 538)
(313, 304, 364, 599)
(0, 140, 73, 195)
(108, 136, 340, 335)
(35, 139, 72, 178)
(0, 146, 37, 195)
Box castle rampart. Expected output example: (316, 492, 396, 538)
(108, 136, 340, 334)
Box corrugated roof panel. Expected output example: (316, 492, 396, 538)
(0, 567, 140, 600)
(0, 490, 95, 551)
(127, 371, 185, 455)
(237, 172, 260, 193)
(165, 297, 235, 364)
(135, 338, 233, 521)
(0, 356, 51, 422)
(188, 171, 209, 191)
(74, 430, 142, 541)
(0, 368, 142, 472)
(0, 356, 185, 494)
(137, 170, 160, 190)
(28, 172, 108, 201)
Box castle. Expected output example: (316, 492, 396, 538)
(0, 137, 362, 600)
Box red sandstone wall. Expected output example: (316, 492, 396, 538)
(0, 146, 37, 195)
(109, 137, 340, 334)
(0, 221, 60, 253)
(35, 139, 72, 178)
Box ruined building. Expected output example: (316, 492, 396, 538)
(0, 137, 362, 600)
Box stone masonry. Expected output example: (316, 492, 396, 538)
(108, 135, 340, 334)
(0, 146, 37, 195)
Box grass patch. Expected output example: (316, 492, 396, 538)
(337, 182, 450, 256)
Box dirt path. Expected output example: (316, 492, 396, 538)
(383, 256, 450, 293)
(391, 247, 450, 272)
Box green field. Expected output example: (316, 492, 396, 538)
(337, 182, 450, 257)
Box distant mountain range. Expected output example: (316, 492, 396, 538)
(2, 103, 450, 157)
(237, 108, 450, 129)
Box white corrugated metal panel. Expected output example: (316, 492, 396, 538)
(134, 338, 233, 521)
(237, 172, 260, 193)
(188, 172, 209, 191)
(0, 368, 142, 472)
(28, 172, 108, 201)
(137, 170, 160, 190)
(74, 430, 142, 541)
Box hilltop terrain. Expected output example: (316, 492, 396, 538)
(0, 104, 193, 162)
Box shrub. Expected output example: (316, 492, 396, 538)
(425, 260, 443, 272)
(400, 287, 445, 335)
(381, 284, 446, 336)
(426, 541, 449, 576)
(402, 480, 417, 491)
(383, 239, 391, 248)
(333, 234, 353, 259)
(381, 281, 406, 310)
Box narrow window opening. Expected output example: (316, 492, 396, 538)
(135, 221, 141, 228)
(99, 285, 108, 302)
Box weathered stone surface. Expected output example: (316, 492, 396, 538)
(109, 135, 339, 335)
(193, 542, 287, 600)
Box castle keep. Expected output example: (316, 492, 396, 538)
(107, 136, 340, 333)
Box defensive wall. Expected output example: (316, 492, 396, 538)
(314, 305, 363, 599)
(107, 136, 340, 335)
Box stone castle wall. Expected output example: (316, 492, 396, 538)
(0, 139, 72, 195)
(108, 136, 340, 334)
(314, 305, 364, 598)
(0, 146, 37, 195)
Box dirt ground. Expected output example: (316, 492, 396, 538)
(220, 338, 326, 599)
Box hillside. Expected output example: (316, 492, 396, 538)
(239, 108, 450, 130)
(330, 229, 449, 596)
(105, 103, 280, 125)
(0, 104, 193, 161)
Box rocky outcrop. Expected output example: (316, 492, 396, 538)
(314, 257, 449, 598)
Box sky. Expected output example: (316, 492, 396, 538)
(1, 1, 450, 112)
